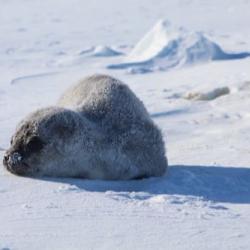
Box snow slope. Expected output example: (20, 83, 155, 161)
(1, 0, 250, 249)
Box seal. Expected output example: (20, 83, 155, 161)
(3, 74, 168, 179)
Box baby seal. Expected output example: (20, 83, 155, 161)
(3, 74, 168, 180)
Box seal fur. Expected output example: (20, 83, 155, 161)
(3, 74, 168, 179)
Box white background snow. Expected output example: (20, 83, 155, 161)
(1, 0, 250, 249)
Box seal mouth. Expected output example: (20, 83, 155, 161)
(3, 152, 30, 176)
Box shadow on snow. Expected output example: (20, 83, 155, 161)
(39, 165, 250, 204)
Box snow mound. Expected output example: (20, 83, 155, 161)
(184, 87, 230, 101)
(52, 46, 123, 67)
(108, 19, 250, 72)
(91, 45, 123, 57)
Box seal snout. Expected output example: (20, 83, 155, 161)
(3, 151, 29, 175)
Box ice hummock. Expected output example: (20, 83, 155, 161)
(108, 19, 250, 73)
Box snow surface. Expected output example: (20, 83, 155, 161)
(1, 0, 250, 249)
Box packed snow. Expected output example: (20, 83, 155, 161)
(1, 0, 250, 249)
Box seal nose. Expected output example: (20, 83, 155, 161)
(3, 151, 29, 175)
(3, 151, 23, 168)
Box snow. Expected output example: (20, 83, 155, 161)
(91, 45, 123, 57)
(108, 19, 250, 72)
(1, 0, 250, 249)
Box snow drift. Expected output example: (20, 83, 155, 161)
(54, 45, 123, 67)
(78, 46, 123, 57)
(91, 45, 123, 57)
(108, 19, 250, 72)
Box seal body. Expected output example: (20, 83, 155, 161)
(3, 75, 168, 180)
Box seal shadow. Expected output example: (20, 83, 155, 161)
(39, 165, 250, 204)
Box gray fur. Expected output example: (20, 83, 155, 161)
(3, 74, 168, 179)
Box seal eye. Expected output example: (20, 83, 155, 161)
(26, 136, 44, 153)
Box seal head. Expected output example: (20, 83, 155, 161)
(3, 106, 85, 176)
